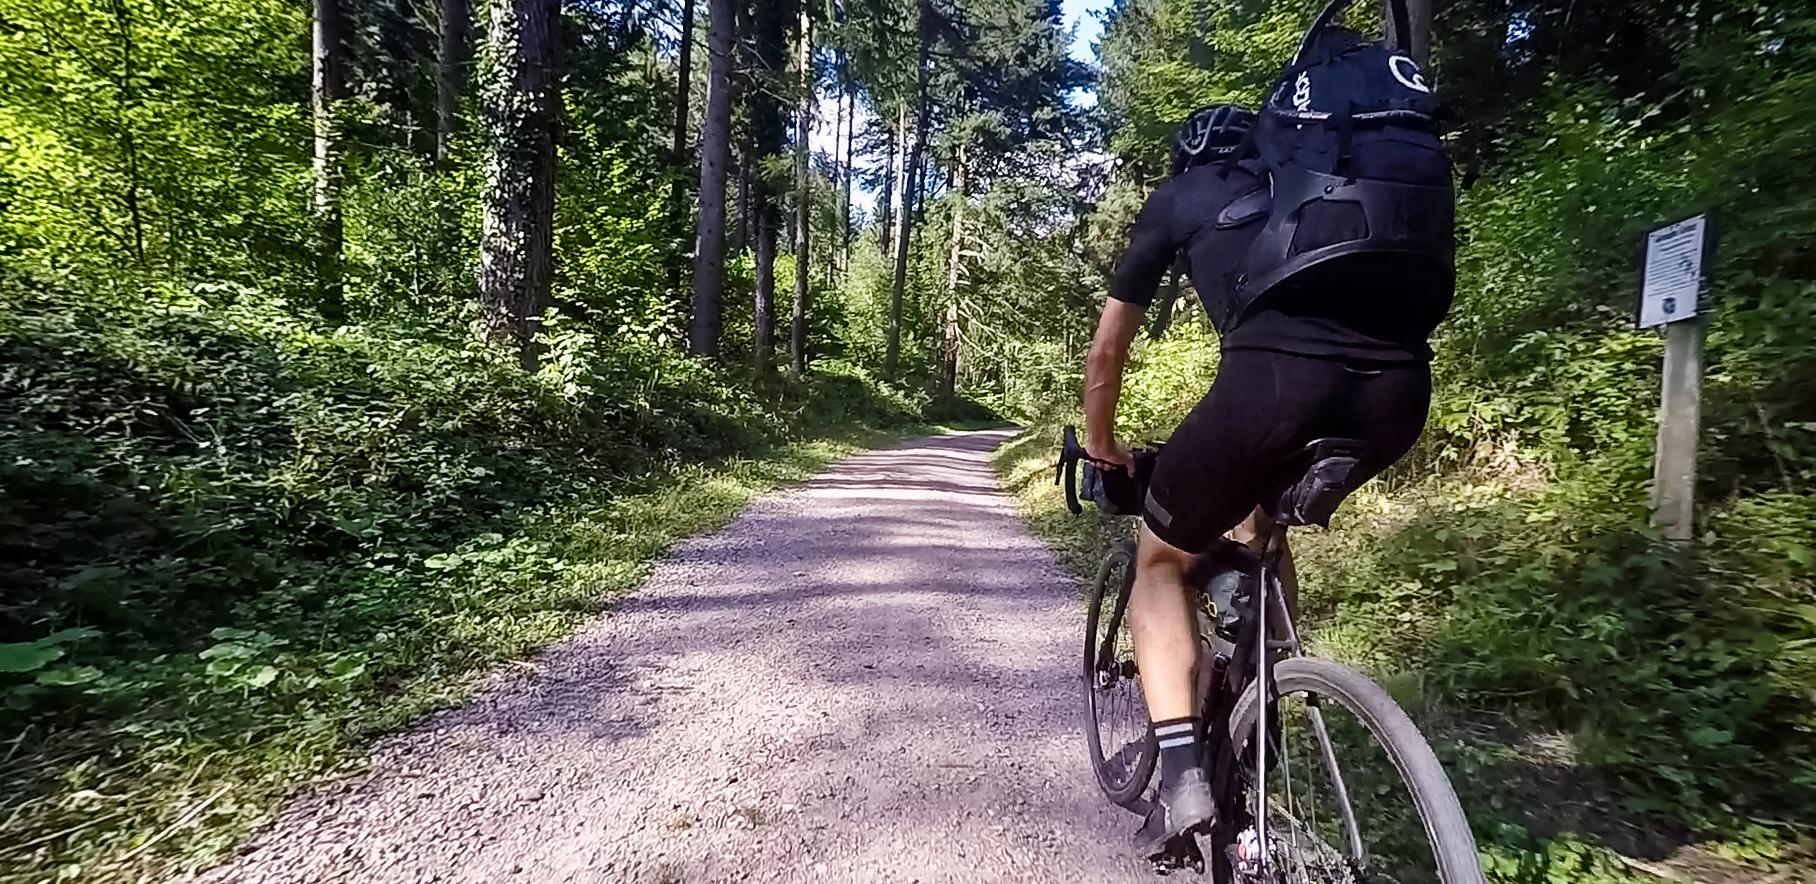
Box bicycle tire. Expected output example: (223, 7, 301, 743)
(1081, 541, 1155, 809)
(1227, 657, 1484, 884)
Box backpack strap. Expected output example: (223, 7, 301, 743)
(1385, 0, 1411, 54)
(1290, 0, 1356, 68)
(1289, 0, 1416, 66)
(1333, 103, 1356, 174)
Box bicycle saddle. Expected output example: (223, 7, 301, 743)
(1275, 438, 1367, 528)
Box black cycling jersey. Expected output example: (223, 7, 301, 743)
(1107, 163, 1445, 364)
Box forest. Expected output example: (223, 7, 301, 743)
(0, 0, 1812, 880)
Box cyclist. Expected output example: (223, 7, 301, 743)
(1083, 104, 1449, 852)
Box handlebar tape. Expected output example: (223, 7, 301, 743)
(1057, 426, 1086, 515)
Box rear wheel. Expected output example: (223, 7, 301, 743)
(1227, 657, 1484, 884)
(1081, 541, 1155, 809)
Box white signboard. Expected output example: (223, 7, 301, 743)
(1638, 214, 1708, 329)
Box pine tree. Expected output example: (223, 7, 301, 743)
(690, 0, 738, 358)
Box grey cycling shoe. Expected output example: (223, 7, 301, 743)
(1134, 766, 1218, 854)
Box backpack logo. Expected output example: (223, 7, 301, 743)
(1293, 71, 1313, 111)
(1388, 55, 1430, 93)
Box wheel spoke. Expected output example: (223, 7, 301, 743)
(1271, 696, 1345, 884)
(1307, 701, 1366, 866)
(1242, 679, 1450, 884)
(1085, 546, 1154, 806)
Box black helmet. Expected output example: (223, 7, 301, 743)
(1170, 104, 1255, 176)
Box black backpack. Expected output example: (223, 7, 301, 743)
(1227, 0, 1455, 329)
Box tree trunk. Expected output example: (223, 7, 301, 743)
(754, 195, 776, 366)
(878, 107, 899, 258)
(688, 0, 736, 358)
(730, 0, 752, 256)
(106, 0, 146, 266)
(939, 139, 966, 397)
(665, 0, 698, 312)
(479, 0, 558, 370)
(733, 136, 751, 253)
(312, 0, 347, 323)
(435, 0, 468, 166)
(789, 7, 811, 380)
(824, 68, 842, 288)
(913, 148, 928, 225)
(839, 84, 852, 279)
(748, 0, 786, 371)
(670, 0, 697, 197)
(884, 4, 931, 377)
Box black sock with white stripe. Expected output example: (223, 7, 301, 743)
(1152, 717, 1203, 789)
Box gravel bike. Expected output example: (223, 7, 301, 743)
(1055, 427, 1484, 883)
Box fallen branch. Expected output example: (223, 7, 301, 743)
(113, 784, 230, 865)
(0, 809, 129, 858)
(1611, 853, 1690, 882)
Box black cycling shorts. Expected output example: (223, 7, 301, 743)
(1141, 349, 1430, 554)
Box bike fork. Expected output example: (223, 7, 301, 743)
(1252, 555, 1270, 877)
(1249, 523, 1296, 878)
(1244, 524, 1367, 880)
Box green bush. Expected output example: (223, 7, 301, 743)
(0, 270, 922, 708)
(1294, 467, 1816, 825)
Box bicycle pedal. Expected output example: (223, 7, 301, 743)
(1146, 834, 1205, 876)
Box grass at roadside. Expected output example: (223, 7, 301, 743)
(990, 428, 1807, 884)
(1, 421, 945, 884)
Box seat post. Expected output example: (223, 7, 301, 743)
(1259, 521, 1302, 651)
(1260, 520, 1290, 571)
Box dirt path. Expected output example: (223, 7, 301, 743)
(194, 430, 1152, 884)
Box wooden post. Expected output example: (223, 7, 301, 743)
(1638, 212, 1714, 543)
(1651, 318, 1704, 541)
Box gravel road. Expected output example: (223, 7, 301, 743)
(194, 430, 1153, 884)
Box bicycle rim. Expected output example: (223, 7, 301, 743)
(1082, 542, 1154, 808)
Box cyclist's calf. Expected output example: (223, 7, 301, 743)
(1129, 523, 1202, 722)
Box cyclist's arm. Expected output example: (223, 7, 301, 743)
(1085, 300, 1143, 467)
(1086, 184, 1180, 466)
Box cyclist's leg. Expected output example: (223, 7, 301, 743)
(1219, 356, 1432, 639)
(1127, 523, 1220, 847)
(1127, 353, 1277, 846)
(1128, 522, 1200, 722)
(1133, 351, 1276, 721)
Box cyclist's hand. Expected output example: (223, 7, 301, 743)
(1087, 438, 1135, 472)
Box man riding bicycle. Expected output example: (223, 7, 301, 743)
(1084, 103, 1451, 853)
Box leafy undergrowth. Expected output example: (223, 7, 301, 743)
(992, 430, 1816, 884)
(0, 277, 952, 883)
